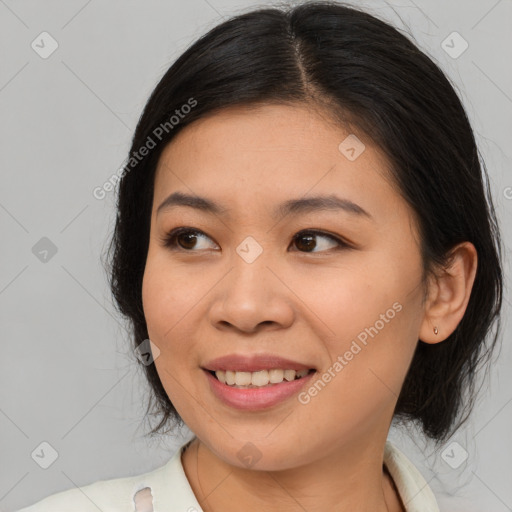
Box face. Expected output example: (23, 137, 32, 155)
(142, 103, 427, 471)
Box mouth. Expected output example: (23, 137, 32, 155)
(205, 368, 316, 389)
(201, 353, 318, 409)
(203, 366, 317, 410)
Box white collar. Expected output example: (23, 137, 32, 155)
(139, 440, 439, 511)
(383, 441, 440, 511)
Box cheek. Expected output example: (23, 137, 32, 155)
(141, 256, 191, 375)
(142, 258, 201, 414)
(301, 306, 418, 441)
(142, 253, 201, 337)
(304, 257, 422, 394)
(287, 259, 394, 339)
(141, 263, 169, 340)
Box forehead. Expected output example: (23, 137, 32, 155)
(152, 103, 402, 222)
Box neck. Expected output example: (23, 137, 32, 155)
(181, 436, 405, 512)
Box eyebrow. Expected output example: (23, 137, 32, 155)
(156, 191, 373, 221)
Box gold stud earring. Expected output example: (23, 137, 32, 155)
(433, 326, 438, 335)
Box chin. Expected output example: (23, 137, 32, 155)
(202, 435, 308, 472)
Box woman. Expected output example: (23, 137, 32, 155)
(17, 1, 503, 511)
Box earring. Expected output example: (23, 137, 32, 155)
(433, 326, 439, 335)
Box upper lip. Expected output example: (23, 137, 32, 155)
(202, 353, 315, 372)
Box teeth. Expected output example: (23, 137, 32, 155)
(214, 368, 311, 387)
(251, 370, 269, 386)
(284, 369, 296, 381)
(269, 369, 284, 383)
(235, 371, 252, 386)
(225, 370, 235, 385)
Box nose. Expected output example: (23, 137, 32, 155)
(207, 245, 294, 334)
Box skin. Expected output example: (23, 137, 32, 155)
(141, 103, 478, 512)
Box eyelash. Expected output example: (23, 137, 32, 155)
(160, 227, 351, 253)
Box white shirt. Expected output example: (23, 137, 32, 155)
(16, 440, 439, 511)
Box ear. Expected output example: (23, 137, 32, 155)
(419, 241, 478, 343)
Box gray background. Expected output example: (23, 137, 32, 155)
(1, 0, 511, 510)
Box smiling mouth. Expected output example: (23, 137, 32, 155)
(207, 368, 316, 388)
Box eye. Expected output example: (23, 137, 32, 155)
(290, 230, 349, 253)
(160, 227, 218, 251)
(160, 227, 350, 253)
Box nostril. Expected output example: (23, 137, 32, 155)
(133, 486, 153, 512)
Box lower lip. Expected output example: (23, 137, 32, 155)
(203, 369, 316, 411)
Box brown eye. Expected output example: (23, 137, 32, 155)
(175, 231, 199, 250)
(160, 227, 349, 253)
(291, 230, 348, 253)
(161, 228, 217, 251)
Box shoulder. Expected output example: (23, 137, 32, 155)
(15, 451, 178, 512)
(384, 440, 440, 512)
